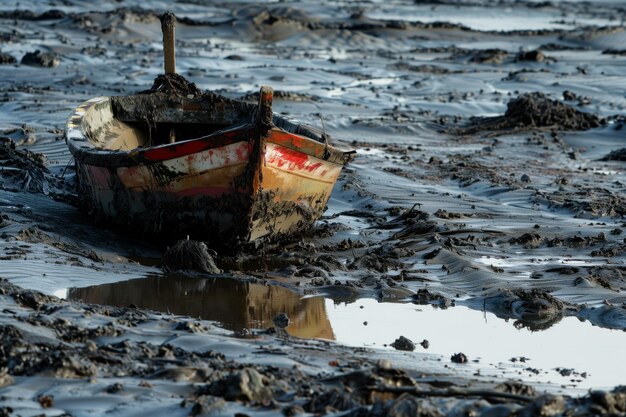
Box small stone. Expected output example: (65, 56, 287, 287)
(106, 383, 124, 394)
(563, 90, 577, 101)
(420, 339, 430, 349)
(272, 313, 289, 329)
(37, 395, 54, 408)
(21, 50, 60, 67)
(391, 336, 415, 351)
(451, 352, 468, 363)
(520, 174, 531, 183)
(516, 49, 545, 62)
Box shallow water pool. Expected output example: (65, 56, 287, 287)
(65, 275, 626, 392)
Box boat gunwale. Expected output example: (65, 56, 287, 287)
(65, 96, 353, 169)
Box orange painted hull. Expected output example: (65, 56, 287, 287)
(65, 93, 353, 251)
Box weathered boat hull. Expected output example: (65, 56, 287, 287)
(66, 91, 351, 250)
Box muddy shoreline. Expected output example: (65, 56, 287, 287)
(2, 278, 626, 417)
(1, 0, 626, 415)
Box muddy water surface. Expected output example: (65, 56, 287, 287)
(67, 275, 626, 392)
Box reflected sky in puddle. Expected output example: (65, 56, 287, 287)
(68, 275, 334, 340)
(68, 275, 626, 391)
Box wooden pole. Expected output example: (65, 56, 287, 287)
(257, 86, 274, 128)
(160, 12, 176, 74)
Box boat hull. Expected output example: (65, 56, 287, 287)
(66, 96, 349, 250)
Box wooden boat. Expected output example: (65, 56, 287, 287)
(65, 13, 353, 251)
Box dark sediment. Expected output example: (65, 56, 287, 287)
(162, 239, 221, 274)
(0, 52, 16, 65)
(20, 50, 60, 68)
(146, 73, 202, 96)
(601, 148, 626, 162)
(462, 92, 602, 134)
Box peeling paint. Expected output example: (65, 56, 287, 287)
(65, 81, 354, 252)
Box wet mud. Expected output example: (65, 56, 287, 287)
(2, 279, 626, 416)
(462, 92, 602, 134)
(1, 0, 626, 415)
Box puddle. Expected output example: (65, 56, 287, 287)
(67, 275, 626, 391)
(67, 274, 334, 340)
(329, 299, 626, 391)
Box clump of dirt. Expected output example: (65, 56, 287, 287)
(510, 232, 544, 249)
(391, 336, 415, 351)
(463, 92, 602, 134)
(146, 73, 201, 96)
(515, 49, 547, 62)
(451, 353, 468, 363)
(0, 52, 16, 64)
(411, 289, 454, 308)
(467, 48, 509, 64)
(206, 368, 273, 402)
(162, 239, 221, 274)
(482, 288, 566, 330)
(601, 148, 626, 162)
(21, 50, 60, 68)
(591, 243, 626, 258)
(0, 137, 49, 194)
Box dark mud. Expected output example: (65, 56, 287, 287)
(601, 148, 626, 162)
(2, 279, 626, 416)
(463, 92, 602, 134)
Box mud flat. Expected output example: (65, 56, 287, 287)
(1, 0, 626, 415)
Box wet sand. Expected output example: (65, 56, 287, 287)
(1, 0, 626, 415)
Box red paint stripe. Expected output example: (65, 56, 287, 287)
(143, 130, 249, 162)
(267, 146, 323, 173)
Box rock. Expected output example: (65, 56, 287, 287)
(451, 352, 468, 363)
(37, 395, 54, 408)
(106, 383, 124, 394)
(562, 90, 577, 101)
(520, 174, 531, 183)
(272, 313, 289, 329)
(420, 339, 430, 349)
(162, 239, 221, 274)
(21, 50, 60, 68)
(391, 336, 415, 351)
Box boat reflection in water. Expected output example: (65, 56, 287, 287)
(67, 274, 334, 340)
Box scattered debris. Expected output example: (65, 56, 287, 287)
(21, 50, 60, 67)
(161, 239, 221, 274)
(391, 336, 415, 351)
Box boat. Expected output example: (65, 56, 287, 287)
(64, 12, 354, 251)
